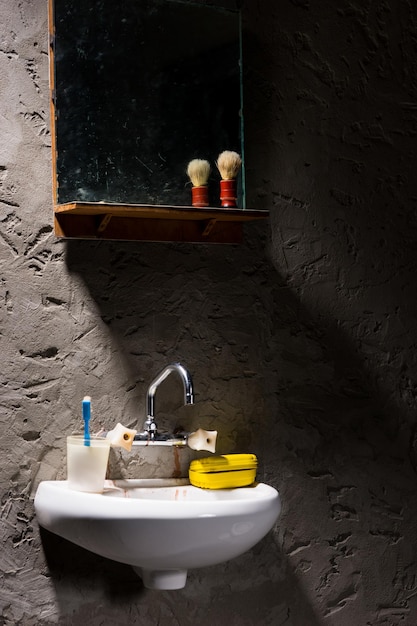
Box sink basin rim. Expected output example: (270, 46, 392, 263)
(35, 479, 280, 521)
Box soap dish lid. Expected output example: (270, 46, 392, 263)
(189, 453, 257, 474)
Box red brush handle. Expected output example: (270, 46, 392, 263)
(220, 179, 237, 208)
(191, 185, 209, 207)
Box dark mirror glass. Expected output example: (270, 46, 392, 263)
(52, 0, 244, 207)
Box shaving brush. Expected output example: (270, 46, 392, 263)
(187, 159, 211, 207)
(216, 150, 242, 208)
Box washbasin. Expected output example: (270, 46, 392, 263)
(34, 478, 281, 589)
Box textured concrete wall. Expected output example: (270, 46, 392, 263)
(1, 0, 417, 624)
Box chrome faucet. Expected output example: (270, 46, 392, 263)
(133, 362, 216, 451)
(141, 363, 194, 440)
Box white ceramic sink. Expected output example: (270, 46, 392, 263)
(34, 478, 281, 589)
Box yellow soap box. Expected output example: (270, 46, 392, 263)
(189, 454, 257, 489)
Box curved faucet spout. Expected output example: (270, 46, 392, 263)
(144, 363, 194, 437)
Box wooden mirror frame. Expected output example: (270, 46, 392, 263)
(48, 0, 268, 243)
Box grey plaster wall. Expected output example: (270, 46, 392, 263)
(1, 0, 417, 624)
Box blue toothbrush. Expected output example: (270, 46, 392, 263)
(82, 396, 91, 446)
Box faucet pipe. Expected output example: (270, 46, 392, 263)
(102, 363, 216, 452)
(135, 362, 216, 452)
(145, 363, 194, 435)
(133, 428, 217, 453)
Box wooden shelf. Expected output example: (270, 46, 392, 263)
(54, 202, 269, 244)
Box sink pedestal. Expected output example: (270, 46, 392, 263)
(135, 567, 188, 590)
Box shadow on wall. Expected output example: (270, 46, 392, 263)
(58, 218, 417, 622)
(39, 528, 325, 625)
(63, 225, 279, 454)
(39, 528, 146, 608)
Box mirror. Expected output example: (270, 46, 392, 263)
(51, 0, 244, 208)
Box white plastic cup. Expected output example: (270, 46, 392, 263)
(67, 435, 111, 493)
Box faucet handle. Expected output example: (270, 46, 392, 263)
(106, 423, 138, 451)
(187, 428, 217, 454)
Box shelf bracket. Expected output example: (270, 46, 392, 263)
(97, 213, 112, 234)
(202, 218, 217, 237)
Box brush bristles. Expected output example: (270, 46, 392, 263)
(187, 159, 211, 187)
(216, 150, 242, 180)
